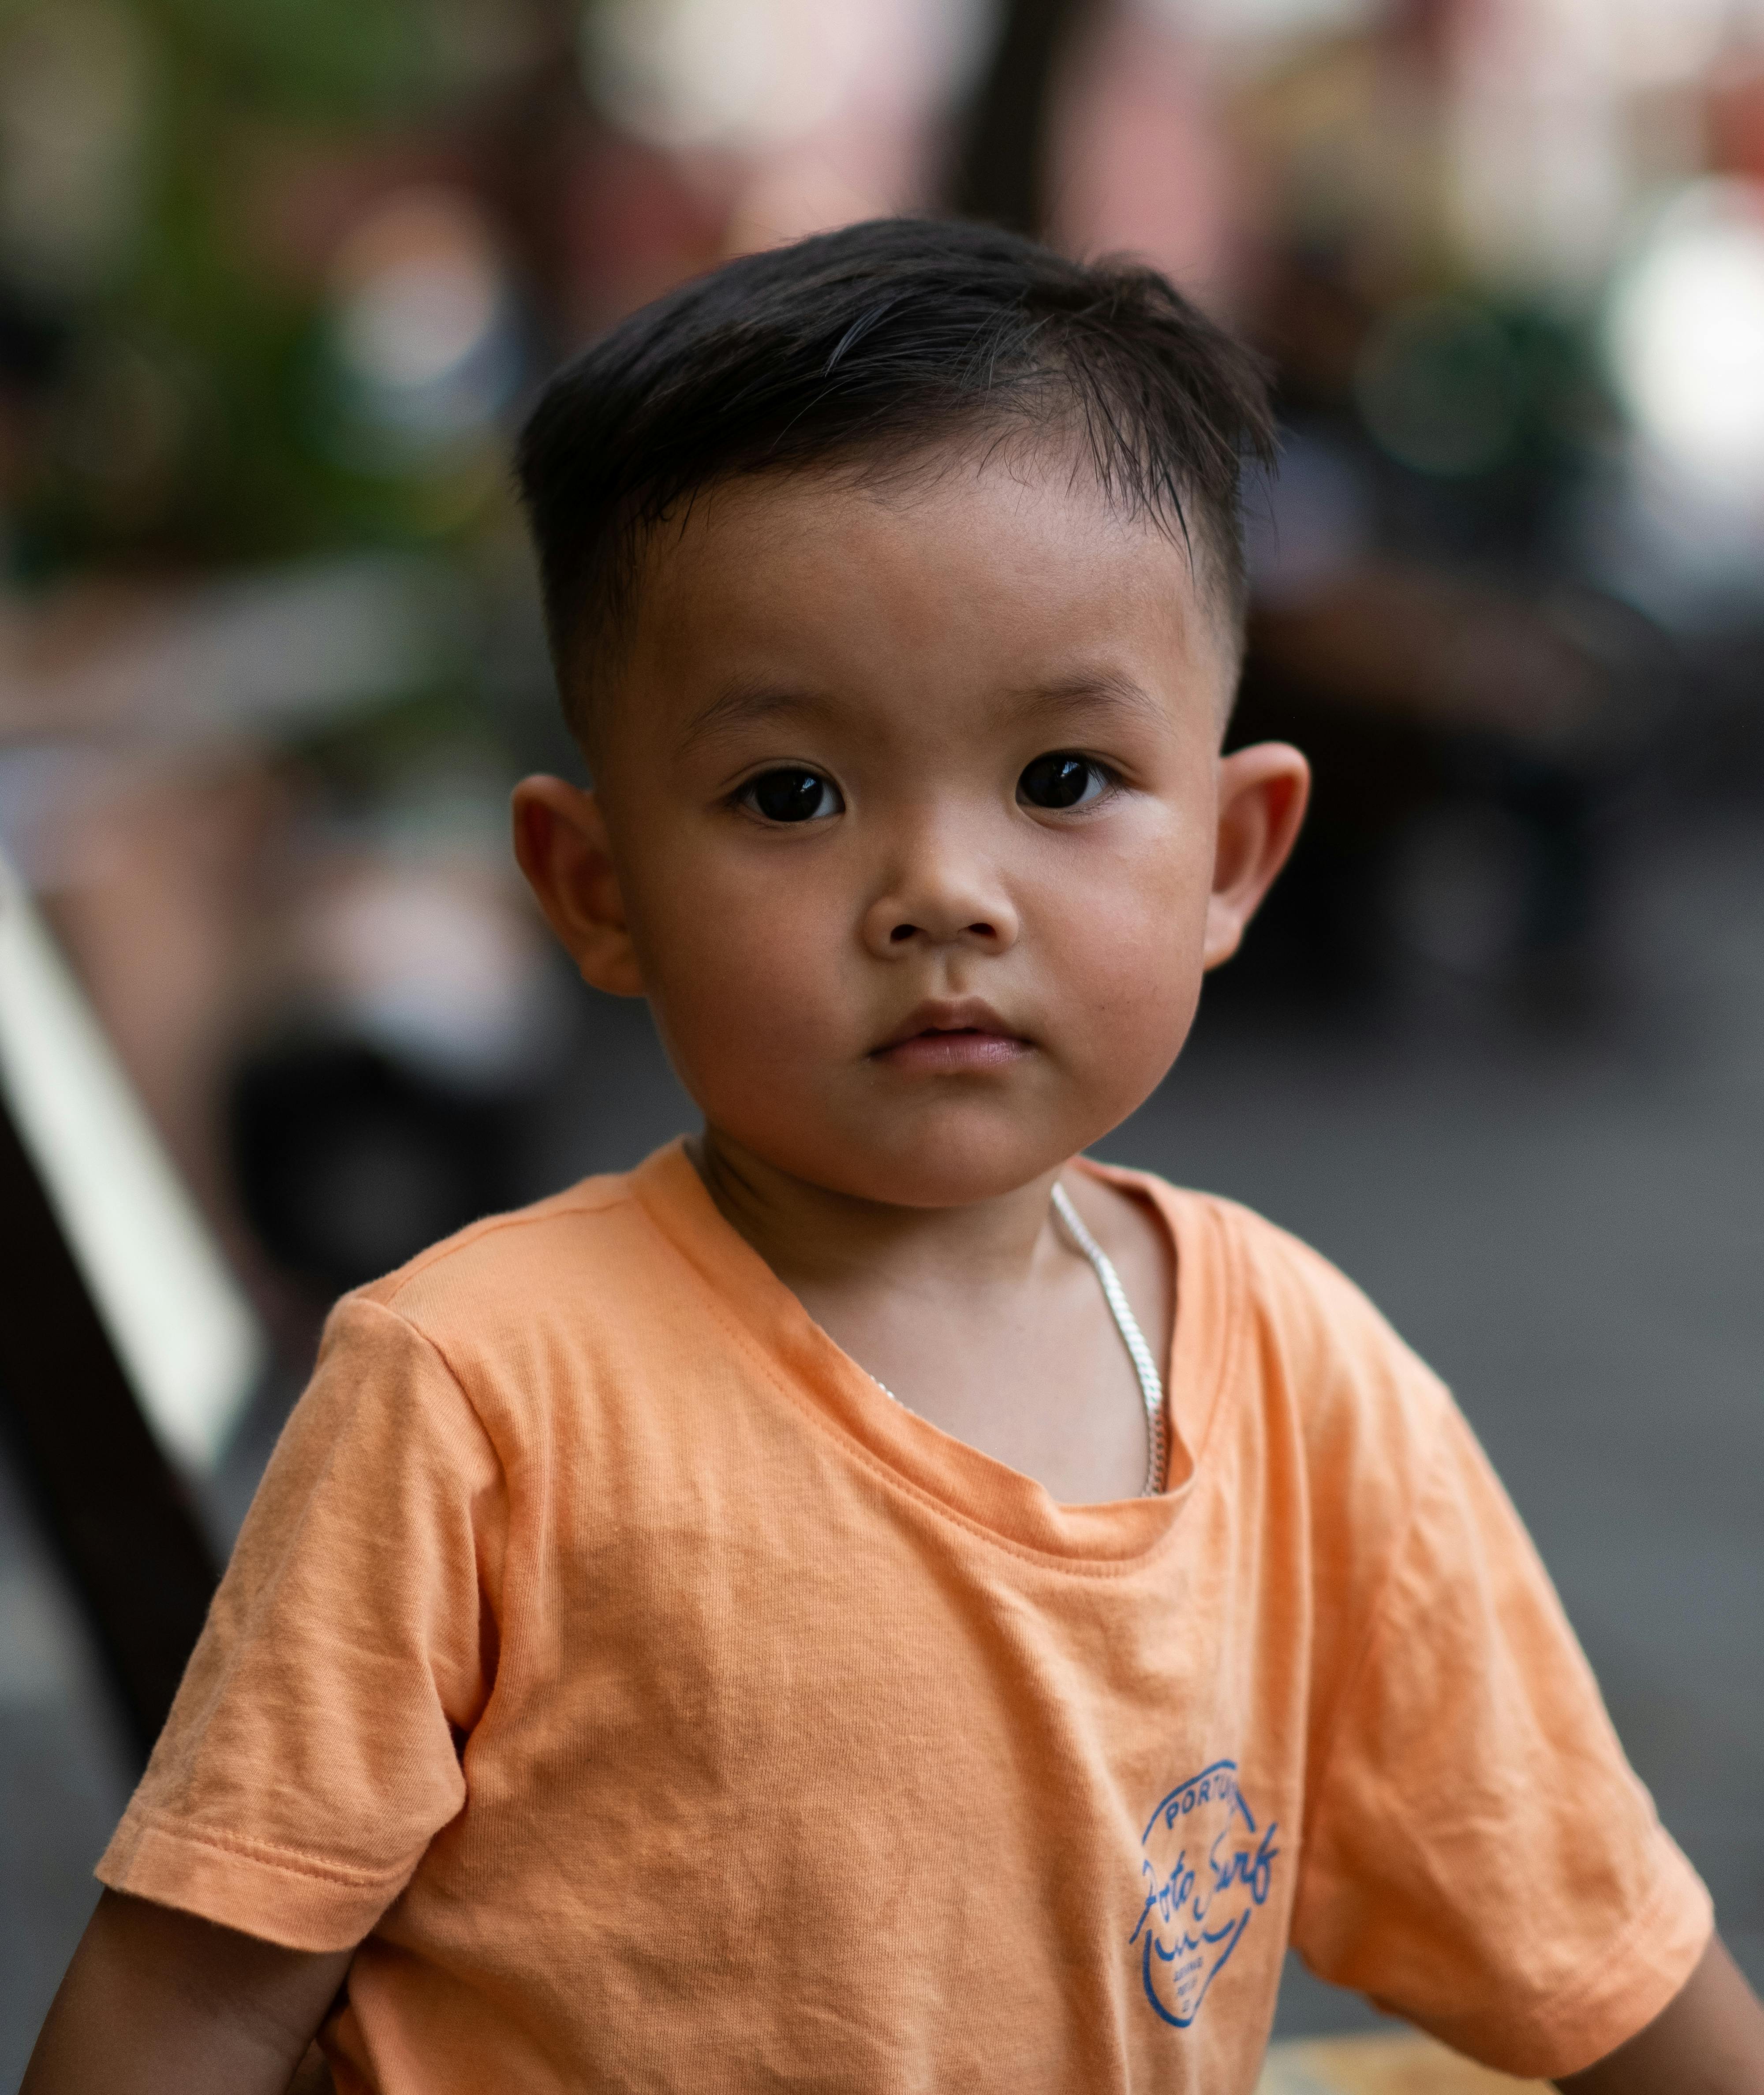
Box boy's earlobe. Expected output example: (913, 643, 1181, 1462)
(1203, 743, 1310, 972)
(511, 776, 647, 998)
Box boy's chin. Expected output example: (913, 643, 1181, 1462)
(727, 1113, 1110, 1212)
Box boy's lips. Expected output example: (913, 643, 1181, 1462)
(870, 999, 1032, 1072)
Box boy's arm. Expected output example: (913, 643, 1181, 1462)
(1555, 1934, 1764, 2094)
(21, 1888, 352, 2095)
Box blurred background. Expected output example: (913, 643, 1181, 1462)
(1, 0, 1762, 2072)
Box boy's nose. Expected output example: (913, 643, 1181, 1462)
(861, 848, 1019, 957)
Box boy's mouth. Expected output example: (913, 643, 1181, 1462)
(870, 1000, 1032, 1073)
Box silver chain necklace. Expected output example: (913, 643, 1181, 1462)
(868, 1180, 1167, 1498)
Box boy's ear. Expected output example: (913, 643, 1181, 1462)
(1204, 742, 1311, 971)
(511, 775, 647, 998)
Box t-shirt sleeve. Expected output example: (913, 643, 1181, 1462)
(97, 1293, 505, 1952)
(1289, 1397, 1712, 2080)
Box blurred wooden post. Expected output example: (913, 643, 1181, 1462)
(950, 0, 1096, 236)
(0, 1087, 217, 1766)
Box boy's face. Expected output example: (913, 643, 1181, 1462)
(517, 451, 1306, 1209)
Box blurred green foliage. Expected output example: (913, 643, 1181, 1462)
(168, 0, 445, 120)
(0, 0, 531, 581)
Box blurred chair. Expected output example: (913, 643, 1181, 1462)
(1259, 2031, 1544, 2092)
(0, 854, 252, 1762)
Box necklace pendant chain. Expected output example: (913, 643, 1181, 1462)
(1049, 1182, 1166, 1498)
(871, 1179, 1168, 1500)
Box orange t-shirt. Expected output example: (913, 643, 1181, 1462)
(99, 1143, 1709, 2091)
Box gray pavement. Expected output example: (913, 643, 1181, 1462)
(3, 810, 1760, 2076)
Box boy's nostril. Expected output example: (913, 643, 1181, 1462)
(890, 923, 915, 942)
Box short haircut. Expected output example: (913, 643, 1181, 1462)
(516, 217, 1274, 740)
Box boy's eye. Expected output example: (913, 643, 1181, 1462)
(740, 767, 843, 823)
(1017, 752, 1109, 810)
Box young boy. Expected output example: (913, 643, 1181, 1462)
(25, 220, 1764, 2094)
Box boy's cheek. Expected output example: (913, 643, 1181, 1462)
(1063, 971, 1205, 1127)
(634, 855, 845, 998)
(1035, 856, 1213, 1009)
(630, 890, 858, 1102)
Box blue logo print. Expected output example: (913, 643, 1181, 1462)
(1129, 1760, 1279, 2028)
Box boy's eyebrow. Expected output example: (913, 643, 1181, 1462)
(676, 668, 1170, 754)
(1005, 672, 1169, 729)
(675, 680, 836, 754)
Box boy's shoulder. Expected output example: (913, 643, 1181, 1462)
(1090, 1159, 1458, 1464)
(360, 1167, 643, 1315)
(1095, 1158, 1441, 1371)
(337, 1150, 692, 1392)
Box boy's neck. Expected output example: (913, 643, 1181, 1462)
(688, 1128, 1066, 1301)
(688, 1125, 1172, 1504)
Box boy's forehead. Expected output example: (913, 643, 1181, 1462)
(606, 450, 1237, 743)
(646, 446, 1206, 609)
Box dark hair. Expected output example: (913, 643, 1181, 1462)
(516, 217, 1274, 736)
